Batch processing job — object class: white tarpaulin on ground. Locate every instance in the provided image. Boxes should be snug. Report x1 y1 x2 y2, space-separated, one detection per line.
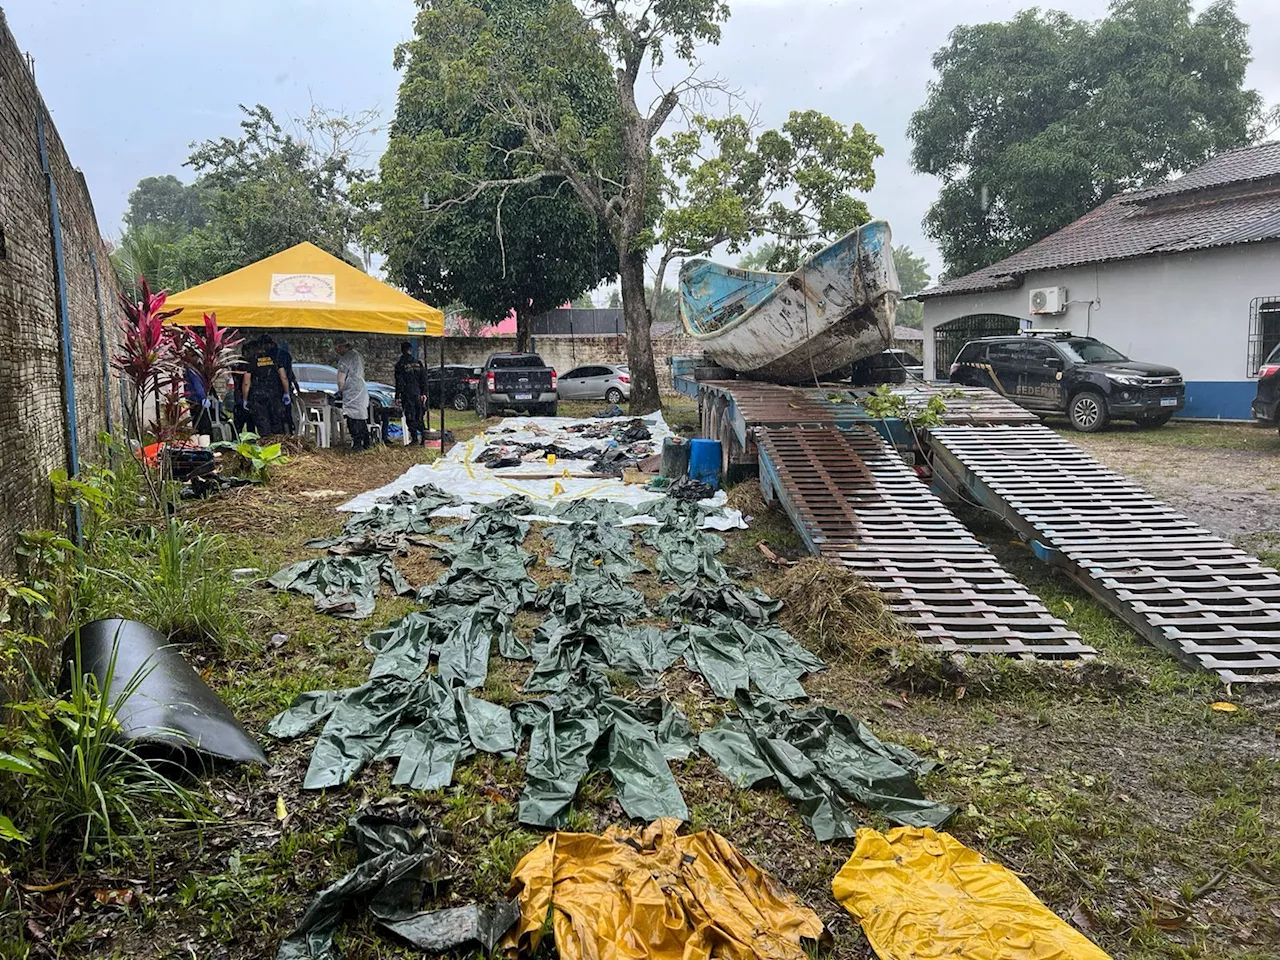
339 413 747 529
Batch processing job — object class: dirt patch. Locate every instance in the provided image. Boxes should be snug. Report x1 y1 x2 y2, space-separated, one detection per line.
1063 429 1280 542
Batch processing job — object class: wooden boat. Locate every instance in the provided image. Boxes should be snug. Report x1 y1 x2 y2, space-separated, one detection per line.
678 221 899 383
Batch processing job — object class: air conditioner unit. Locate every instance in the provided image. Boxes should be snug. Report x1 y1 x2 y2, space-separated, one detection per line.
1029 286 1068 315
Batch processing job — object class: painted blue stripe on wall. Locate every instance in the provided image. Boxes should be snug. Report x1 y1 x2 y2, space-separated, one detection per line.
1179 381 1255 420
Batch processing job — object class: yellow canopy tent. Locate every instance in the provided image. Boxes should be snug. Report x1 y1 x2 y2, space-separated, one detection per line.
166 241 444 335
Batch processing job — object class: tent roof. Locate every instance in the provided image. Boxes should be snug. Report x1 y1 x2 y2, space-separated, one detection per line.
166 242 444 336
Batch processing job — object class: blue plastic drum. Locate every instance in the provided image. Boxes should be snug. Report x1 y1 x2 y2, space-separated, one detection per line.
688 438 723 489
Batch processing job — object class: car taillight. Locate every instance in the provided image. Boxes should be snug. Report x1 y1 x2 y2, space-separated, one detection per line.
1260 364 1280 378
486 372 495 392
618 375 630 384
550 369 558 390
463 378 478 385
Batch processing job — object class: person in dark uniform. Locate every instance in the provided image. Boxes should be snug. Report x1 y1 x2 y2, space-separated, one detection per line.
394 341 428 444
242 335 290 436
274 338 300 433
228 345 254 435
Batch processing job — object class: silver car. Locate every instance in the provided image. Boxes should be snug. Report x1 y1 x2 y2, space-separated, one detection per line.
556 364 631 402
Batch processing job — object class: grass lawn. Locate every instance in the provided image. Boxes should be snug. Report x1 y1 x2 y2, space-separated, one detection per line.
8 400 1278 960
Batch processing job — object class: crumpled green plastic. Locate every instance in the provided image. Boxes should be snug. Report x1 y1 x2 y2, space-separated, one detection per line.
269 674 515 790
420 544 535 610
536 569 647 627
265 689 352 739
511 671 694 827
642 524 731 584
275 809 519 960
269 555 413 619
544 517 643 577
306 484 459 553
699 691 955 841
673 615 825 701
660 581 784 625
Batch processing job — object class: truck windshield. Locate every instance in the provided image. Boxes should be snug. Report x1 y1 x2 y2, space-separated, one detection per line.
490 355 544 368
1058 338 1128 364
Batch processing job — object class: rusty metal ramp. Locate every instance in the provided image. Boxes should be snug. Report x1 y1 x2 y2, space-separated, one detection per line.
755 425 1093 660
927 425 1280 683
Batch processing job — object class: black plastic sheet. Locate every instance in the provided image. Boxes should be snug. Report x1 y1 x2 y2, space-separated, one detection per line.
275 809 518 960
66 619 267 766
699 691 955 841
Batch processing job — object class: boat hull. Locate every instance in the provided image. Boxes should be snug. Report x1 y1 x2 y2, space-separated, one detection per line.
679 221 899 384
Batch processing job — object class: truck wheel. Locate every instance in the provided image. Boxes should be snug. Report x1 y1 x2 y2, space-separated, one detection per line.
451 392 470 411
1135 412 1173 429
605 387 624 404
1069 390 1110 433
544 402 558 417
476 393 489 419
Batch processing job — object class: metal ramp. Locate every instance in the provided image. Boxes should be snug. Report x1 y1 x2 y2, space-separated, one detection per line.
927 425 1280 683
756 425 1093 660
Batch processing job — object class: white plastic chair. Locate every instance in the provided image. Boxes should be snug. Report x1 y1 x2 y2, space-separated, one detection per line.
306 407 330 448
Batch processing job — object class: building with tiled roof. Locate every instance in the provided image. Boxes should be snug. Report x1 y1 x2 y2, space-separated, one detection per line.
916 142 1280 419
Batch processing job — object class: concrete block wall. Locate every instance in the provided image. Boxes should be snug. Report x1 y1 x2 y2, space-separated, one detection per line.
237 330 700 394
0 12 123 577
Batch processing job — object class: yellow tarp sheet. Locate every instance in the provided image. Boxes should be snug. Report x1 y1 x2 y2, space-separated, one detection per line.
165 241 444 336
504 818 825 960
832 827 1111 960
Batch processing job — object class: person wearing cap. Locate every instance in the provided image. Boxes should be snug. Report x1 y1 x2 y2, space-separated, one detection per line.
394 341 428 445
335 340 371 451
243 334 290 436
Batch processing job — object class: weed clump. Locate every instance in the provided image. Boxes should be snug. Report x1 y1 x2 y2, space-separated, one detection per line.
774 558 910 661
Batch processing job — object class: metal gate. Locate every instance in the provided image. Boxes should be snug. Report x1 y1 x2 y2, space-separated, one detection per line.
1247 297 1280 376
933 314 1021 379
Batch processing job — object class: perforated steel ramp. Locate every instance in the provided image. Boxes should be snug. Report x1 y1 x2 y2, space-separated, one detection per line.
927 425 1280 683
756 425 1093 660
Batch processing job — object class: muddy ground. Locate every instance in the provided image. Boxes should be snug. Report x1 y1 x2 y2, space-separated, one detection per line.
9 405 1280 960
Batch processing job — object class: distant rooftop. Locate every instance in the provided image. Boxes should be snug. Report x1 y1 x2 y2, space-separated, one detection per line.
919 141 1280 300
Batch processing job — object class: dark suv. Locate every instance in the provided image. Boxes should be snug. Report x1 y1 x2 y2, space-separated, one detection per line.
1251 343 1280 430
950 333 1184 432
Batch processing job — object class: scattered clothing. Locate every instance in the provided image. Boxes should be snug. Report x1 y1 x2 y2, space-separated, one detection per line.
504 819 825 960
700 691 955 841
832 827 1112 960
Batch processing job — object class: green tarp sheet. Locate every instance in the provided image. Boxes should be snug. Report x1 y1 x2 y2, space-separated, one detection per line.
699 691 955 841
269 555 413 619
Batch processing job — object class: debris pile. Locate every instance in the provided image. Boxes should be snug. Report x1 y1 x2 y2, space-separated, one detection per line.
774 557 911 661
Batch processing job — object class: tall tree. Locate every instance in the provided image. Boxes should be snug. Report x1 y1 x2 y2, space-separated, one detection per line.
650 110 882 311
174 104 375 285
893 246 931 328
123 175 210 235
910 0 1265 278
367 0 618 353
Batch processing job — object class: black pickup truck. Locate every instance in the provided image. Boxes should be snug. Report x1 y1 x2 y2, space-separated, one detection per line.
476 352 558 417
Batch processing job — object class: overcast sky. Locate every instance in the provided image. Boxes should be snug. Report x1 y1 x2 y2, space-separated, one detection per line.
6 0 1280 287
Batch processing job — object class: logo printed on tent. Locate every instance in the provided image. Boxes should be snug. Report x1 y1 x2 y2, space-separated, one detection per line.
270 273 336 303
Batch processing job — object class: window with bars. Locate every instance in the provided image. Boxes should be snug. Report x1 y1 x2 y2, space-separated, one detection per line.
1247 298 1280 377
933 314 1022 378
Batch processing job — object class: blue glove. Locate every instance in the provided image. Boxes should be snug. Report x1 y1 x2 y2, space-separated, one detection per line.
239 398 248 411
201 397 211 409
283 392 292 406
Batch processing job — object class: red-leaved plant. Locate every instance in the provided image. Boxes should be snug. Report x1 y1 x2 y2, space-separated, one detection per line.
177 311 243 406
114 277 186 509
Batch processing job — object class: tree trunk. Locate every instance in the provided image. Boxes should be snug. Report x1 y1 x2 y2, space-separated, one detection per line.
514 308 529 353
619 248 660 413
651 250 675 319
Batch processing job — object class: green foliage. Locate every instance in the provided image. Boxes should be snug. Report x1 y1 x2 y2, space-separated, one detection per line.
114 105 375 293
909 0 1265 277
652 108 882 290
209 431 288 482
79 520 249 652
861 384 955 430
893 245 931 328
367 0 619 334
3 638 208 867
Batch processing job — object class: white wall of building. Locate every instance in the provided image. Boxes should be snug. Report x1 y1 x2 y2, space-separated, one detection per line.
920 242 1280 418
